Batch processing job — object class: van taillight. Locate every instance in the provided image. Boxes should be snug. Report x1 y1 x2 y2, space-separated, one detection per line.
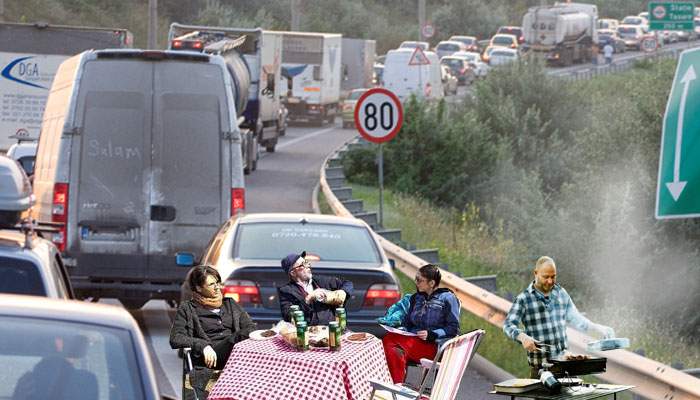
363 284 401 308
231 188 245 216
52 183 69 251
223 280 261 305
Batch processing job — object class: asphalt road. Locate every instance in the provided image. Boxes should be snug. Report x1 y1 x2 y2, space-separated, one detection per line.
133 120 499 399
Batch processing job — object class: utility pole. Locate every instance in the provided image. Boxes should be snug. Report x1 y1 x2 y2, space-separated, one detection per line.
148 0 158 49
291 0 302 31
418 0 426 41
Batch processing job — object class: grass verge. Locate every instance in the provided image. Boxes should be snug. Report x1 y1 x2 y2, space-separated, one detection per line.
351 182 700 376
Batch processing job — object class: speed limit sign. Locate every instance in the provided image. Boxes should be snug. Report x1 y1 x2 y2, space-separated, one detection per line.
354 88 403 144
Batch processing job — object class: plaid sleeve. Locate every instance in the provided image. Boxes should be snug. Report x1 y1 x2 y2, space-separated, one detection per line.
563 288 591 332
503 294 525 341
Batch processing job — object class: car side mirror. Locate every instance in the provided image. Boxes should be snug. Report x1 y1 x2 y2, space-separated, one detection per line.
389 259 396 269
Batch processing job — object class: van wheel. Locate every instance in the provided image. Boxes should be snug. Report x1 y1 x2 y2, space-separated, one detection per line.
251 136 258 172
265 138 277 153
120 299 147 310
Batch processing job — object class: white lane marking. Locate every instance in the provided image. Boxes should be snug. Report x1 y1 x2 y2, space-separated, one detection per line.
277 127 337 150
141 301 182 396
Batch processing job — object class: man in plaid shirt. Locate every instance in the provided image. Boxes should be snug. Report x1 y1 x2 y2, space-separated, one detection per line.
503 256 615 378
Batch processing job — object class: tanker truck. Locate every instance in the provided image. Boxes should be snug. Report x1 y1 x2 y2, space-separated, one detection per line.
168 24 286 173
522 2 598 66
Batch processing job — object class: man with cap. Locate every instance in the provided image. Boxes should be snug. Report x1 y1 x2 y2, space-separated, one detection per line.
278 251 353 325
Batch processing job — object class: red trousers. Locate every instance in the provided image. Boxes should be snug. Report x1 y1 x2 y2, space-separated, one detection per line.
382 332 438 383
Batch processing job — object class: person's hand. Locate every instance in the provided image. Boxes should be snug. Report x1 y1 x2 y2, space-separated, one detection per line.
591 323 615 339
416 330 429 340
305 288 327 303
203 345 217 368
517 332 541 352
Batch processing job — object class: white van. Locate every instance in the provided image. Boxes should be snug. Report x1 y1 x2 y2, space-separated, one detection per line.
383 48 443 102
32 49 246 308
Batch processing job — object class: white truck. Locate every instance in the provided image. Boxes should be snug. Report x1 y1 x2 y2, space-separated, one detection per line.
278 32 342 125
0 22 132 152
522 2 598 66
341 38 376 92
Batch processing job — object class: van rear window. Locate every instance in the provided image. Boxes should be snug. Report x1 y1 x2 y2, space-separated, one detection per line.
0 258 45 296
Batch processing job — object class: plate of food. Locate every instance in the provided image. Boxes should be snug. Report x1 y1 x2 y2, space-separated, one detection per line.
249 329 278 341
345 332 372 343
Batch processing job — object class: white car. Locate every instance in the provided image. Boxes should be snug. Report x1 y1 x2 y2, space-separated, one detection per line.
621 15 649 32
488 48 519 66
399 41 429 51
617 24 645 50
452 51 489 77
434 40 467 59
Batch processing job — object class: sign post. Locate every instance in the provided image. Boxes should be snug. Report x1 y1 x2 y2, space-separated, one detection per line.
354 88 404 226
656 48 700 218
648 2 694 31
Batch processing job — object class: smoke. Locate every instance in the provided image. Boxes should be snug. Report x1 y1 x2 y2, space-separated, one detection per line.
552 155 700 338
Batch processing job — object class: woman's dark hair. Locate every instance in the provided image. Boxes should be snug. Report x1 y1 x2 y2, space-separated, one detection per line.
188 265 221 293
419 264 441 287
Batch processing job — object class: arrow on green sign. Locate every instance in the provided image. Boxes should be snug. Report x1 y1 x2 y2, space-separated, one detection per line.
666 65 694 201
656 48 700 219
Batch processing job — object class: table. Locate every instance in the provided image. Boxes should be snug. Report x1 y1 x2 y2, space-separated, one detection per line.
208 334 392 400
490 384 634 400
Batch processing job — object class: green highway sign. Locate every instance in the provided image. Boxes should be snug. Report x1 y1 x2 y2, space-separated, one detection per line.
656 48 700 219
648 2 694 31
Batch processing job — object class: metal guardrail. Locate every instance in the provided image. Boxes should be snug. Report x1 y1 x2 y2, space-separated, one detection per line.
548 45 685 81
319 141 700 400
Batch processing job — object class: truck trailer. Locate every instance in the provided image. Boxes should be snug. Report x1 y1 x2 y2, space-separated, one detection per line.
0 22 132 151
341 38 376 93
522 2 598 66
278 31 342 125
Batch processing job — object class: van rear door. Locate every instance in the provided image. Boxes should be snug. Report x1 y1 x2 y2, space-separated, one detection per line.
71 59 152 279
149 61 230 280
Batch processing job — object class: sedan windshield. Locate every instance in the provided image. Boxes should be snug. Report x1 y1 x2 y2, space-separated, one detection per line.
0 258 45 296
492 36 514 46
234 222 381 263
437 43 459 51
0 316 145 400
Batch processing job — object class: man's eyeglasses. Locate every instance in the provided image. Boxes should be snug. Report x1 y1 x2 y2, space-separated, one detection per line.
291 260 311 272
414 276 428 284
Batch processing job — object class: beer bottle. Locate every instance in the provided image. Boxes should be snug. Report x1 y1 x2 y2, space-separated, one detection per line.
296 321 309 351
289 305 300 323
293 310 305 327
328 321 341 351
336 307 347 332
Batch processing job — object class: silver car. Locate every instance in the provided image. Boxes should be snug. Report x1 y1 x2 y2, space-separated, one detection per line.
0 294 167 399
187 213 402 335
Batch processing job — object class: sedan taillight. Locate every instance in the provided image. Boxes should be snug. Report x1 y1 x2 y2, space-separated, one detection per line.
363 283 401 308
223 280 261 305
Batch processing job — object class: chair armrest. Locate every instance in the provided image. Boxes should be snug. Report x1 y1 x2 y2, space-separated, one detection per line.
419 358 440 370
183 347 193 373
369 379 420 400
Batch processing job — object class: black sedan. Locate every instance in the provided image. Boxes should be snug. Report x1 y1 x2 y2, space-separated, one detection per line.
184 213 402 336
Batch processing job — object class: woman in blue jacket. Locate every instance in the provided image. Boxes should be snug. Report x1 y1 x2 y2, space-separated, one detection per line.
382 264 461 383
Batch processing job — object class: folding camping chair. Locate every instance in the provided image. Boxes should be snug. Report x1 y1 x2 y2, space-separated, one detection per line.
370 329 485 400
182 348 222 400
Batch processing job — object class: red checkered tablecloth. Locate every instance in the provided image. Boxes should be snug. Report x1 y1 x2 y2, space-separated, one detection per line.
208 335 391 400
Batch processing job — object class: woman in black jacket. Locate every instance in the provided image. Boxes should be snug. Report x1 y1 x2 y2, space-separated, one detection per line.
170 265 256 397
